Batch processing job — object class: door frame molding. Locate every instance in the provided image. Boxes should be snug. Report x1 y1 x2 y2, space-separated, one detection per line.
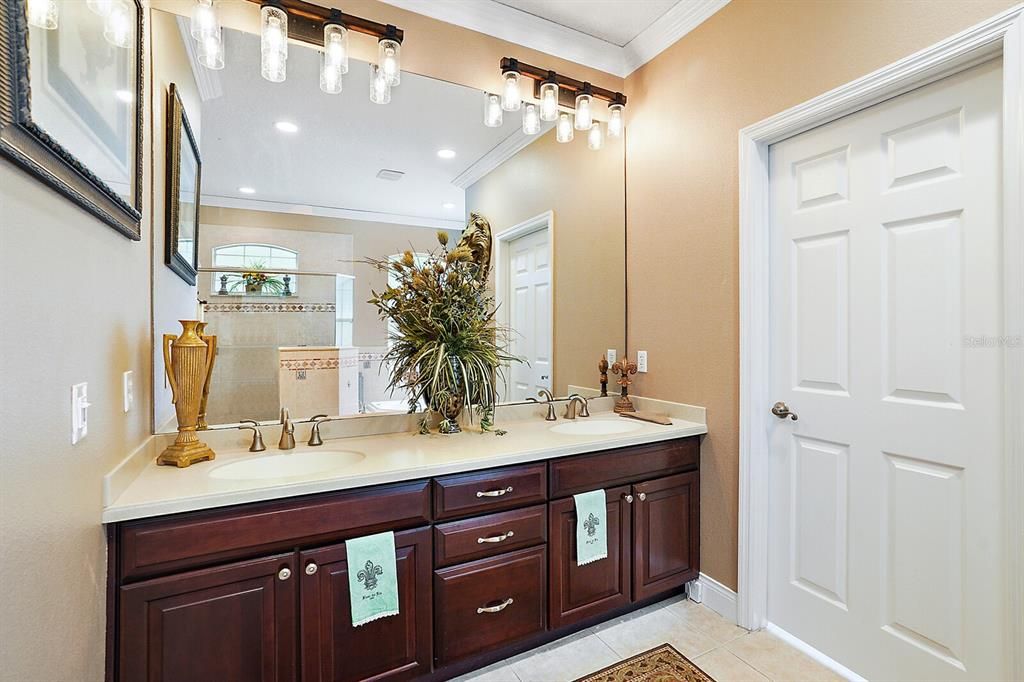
737 6 1024 678
494 210 555 400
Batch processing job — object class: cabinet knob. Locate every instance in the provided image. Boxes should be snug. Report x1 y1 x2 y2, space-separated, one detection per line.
638 492 647 502
477 597 514 614
305 563 318 576
278 567 292 581
477 530 515 544
476 486 513 498
624 494 634 503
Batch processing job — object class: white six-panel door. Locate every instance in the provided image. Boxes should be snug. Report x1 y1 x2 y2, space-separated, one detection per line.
768 60 1004 681
507 227 552 401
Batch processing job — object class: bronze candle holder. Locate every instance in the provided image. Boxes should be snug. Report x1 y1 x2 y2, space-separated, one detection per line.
611 355 638 413
599 355 609 397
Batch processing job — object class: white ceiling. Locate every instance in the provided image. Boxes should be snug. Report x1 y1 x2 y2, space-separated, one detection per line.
191 25 524 228
377 0 730 77
494 0 677 47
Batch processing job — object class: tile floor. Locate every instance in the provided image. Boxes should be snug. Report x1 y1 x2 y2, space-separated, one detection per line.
452 596 846 682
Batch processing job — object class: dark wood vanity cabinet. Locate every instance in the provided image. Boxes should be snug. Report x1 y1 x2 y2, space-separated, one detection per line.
110 437 700 682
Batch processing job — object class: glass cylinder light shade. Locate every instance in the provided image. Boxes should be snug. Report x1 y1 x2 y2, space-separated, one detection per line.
522 103 540 135
104 0 133 48
378 38 401 86
587 122 604 150
539 82 559 122
501 70 521 111
608 103 625 137
86 0 114 17
556 113 574 143
483 93 503 128
27 0 58 29
320 24 348 94
574 92 593 130
369 63 391 104
260 5 288 83
190 0 219 40
198 31 225 70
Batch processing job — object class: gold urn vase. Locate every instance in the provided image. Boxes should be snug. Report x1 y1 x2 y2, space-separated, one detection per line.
195 321 217 430
159 320 216 467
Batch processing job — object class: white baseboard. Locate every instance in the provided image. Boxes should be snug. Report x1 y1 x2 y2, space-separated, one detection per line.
692 572 739 624
766 623 867 682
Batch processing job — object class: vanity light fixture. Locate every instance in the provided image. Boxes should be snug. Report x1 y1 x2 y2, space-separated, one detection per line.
86 0 114 17
369 63 391 104
522 102 540 135
320 14 348 95
198 31 225 70
574 84 593 130
260 2 288 83
587 121 604 150
556 113 574 143
608 97 625 138
378 25 402 86
437 149 457 159
501 59 522 112
274 120 299 133
103 0 133 48
483 92 503 128
26 0 58 29
539 72 559 122
190 0 220 41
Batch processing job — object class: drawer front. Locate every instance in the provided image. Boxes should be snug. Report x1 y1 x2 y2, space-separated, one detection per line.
433 463 547 520
434 546 547 665
120 480 431 581
549 438 698 498
434 505 547 567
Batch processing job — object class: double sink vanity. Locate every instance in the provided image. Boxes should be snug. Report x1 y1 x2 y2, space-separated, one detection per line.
103 398 706 681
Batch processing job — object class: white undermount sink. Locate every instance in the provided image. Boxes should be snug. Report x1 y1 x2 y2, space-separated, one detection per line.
209 450 366 481
549 419 646 436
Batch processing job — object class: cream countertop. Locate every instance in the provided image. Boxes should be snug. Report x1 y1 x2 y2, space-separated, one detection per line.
102 395 706 524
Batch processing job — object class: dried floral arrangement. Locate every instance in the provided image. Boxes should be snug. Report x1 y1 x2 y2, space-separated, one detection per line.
365 216 520 434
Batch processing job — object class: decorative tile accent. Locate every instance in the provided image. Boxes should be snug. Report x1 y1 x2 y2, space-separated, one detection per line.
359 351 388 362
205 302 336 313
280 356 358 371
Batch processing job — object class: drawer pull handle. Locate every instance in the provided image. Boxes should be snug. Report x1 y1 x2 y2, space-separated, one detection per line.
477 530 515 544
476 486 513 498
477 597 514 614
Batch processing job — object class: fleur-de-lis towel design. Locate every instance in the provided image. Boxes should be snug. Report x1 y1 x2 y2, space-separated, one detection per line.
346 531 400 627
573 490 608 565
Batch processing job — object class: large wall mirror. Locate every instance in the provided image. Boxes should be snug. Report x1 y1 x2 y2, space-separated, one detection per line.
151 10 625 432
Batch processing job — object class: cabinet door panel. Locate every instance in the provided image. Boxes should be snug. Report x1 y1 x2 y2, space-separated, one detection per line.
119 553 297 682
633 471 699 601
300 527 432 682
548 485 632 629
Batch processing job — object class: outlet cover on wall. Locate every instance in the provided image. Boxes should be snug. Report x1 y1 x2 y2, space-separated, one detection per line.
637 351 648 373
606 349 617 365
123 371 134 413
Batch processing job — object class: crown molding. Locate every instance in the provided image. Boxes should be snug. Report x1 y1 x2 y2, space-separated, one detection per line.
176 16 223 102
452 121 554 190
376 0 728 78
200 195 465 230
621 0 731 75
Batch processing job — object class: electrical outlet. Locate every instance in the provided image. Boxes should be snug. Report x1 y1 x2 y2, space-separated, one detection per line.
637 350 648 373
71 382 90 444
123 371 134 413
606 349 617 365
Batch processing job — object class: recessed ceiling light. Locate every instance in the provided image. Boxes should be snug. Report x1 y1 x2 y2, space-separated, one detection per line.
115 89 133 103
274 121 299 133
437 149 456 159
442 202 456 209
238 186 256 194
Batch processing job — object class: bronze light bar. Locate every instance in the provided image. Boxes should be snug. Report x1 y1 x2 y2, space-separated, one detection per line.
244 0 404 48
500 57 626 107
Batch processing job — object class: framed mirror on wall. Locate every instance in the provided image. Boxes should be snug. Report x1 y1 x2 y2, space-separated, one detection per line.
0 0 144 240
165 83 201 284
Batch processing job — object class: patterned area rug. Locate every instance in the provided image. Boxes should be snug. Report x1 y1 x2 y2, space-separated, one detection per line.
576 644 716 682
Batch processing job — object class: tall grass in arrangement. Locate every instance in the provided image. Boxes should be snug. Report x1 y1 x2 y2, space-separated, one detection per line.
365 229 521 434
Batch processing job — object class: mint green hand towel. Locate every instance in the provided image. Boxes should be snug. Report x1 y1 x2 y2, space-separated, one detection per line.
574 489 608 565
346 531 400 627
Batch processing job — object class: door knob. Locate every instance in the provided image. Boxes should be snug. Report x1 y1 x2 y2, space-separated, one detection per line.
771 401 798 421
278 567 292 581
305 563 318 575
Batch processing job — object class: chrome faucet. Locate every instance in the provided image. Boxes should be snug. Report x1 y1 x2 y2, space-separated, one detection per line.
278 407 295 450
564 395 590 420
536 389 557 421
238 419 266 452
307 414 330 446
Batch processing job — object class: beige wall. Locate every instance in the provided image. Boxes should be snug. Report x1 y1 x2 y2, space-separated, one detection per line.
623 0 1016 591
467 128 626 396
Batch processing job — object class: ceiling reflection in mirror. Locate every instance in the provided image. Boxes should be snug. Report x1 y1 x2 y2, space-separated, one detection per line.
152 12 625 433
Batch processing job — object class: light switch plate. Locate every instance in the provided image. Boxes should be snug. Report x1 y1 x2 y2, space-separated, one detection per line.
71 382 89 444
123 371 134 413
637 351 648 373
606 349 617 365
